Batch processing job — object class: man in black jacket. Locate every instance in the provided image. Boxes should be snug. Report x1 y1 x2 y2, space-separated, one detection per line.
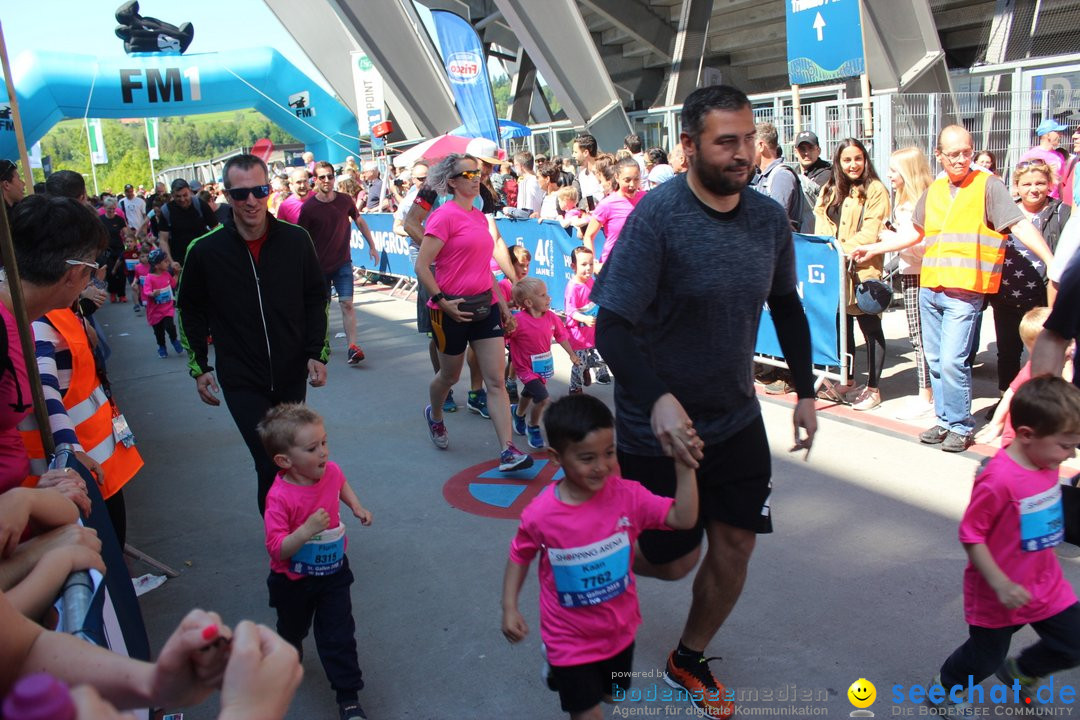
177 154 330 514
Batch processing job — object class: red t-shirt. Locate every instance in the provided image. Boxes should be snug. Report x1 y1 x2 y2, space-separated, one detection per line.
298 193 358 275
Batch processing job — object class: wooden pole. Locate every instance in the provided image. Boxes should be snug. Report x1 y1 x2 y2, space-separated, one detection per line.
860 73 873 138
0 22 54 457
0 21 33 196
792 84 803 134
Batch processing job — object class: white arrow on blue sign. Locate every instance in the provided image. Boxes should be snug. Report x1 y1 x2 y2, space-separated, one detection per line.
786 0 866 85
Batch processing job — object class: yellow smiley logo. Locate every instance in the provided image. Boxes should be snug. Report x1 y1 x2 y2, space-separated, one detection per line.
848 678 876 709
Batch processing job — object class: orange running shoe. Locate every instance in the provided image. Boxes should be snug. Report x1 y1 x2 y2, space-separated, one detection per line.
664 651 736 718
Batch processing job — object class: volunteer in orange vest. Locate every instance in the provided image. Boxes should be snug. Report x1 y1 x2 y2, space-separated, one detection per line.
20 305 143 544
851 126 1053 452
1 195 109 515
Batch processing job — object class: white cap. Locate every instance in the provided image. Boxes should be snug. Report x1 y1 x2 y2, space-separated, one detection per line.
465 137 504 164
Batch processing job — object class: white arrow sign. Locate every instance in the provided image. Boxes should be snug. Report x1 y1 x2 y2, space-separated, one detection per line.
813 11 826 41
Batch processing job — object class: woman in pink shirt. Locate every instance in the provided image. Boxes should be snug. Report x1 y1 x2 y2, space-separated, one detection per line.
414 153 533 473
583 157 645 265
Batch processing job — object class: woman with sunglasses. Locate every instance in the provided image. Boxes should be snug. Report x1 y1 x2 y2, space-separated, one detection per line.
812 138 891 411
988 159 1071 395
415 153 533 472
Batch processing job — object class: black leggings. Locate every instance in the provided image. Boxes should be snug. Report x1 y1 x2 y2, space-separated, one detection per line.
222 382 307 515
152 316 177 347
846 313 886 388
991 297 1045 392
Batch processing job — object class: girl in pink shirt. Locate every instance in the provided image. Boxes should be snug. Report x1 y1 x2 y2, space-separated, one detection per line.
507 277 581 449
583 157 645 265
501 394 700 720
931 377 1080 710
564 247 610 394
141 249 182 358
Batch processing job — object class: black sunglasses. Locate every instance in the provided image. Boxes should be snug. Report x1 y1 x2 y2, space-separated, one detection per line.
316 173 335 181
226 185 271 201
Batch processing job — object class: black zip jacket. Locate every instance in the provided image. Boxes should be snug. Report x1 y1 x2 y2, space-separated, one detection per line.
176 215 329 392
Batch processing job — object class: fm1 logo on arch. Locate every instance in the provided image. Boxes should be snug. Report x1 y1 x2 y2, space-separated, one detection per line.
120 67 202 103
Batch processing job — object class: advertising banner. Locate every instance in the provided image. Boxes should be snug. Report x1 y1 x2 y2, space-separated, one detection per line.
430 10 500 144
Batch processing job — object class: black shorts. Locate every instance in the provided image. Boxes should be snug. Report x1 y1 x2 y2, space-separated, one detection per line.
429 304 503 356
620 415 772 565
551 641 634 714
521 378 549 402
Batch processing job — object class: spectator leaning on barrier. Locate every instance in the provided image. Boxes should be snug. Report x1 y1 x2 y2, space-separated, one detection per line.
852 125 1054 453
176 153 330 516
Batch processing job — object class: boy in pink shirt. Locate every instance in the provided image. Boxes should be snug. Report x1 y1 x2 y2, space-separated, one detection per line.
258 403 373 720
930 376 1080 712
501 394 701 720
508 277 581 449
141 249 182 359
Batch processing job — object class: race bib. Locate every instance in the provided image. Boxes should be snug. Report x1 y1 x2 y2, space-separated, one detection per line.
154 287 173 304
531 351 554 379
1019 485 1064 552
289 524 346 576
548 532 631 608
579 302 599 317
125 259 138 271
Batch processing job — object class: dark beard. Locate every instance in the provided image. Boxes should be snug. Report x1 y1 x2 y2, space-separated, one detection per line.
690 154 751 197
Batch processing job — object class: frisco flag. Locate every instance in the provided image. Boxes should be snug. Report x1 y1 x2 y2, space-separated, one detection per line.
145 118 159 160
87 118 108 165
430 10 500 144
350 52 384 137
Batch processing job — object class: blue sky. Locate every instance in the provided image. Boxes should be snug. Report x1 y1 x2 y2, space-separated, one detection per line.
2 0 334 93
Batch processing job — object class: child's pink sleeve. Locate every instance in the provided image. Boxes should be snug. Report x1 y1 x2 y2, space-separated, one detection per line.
551 312 568 343
263 495 292 562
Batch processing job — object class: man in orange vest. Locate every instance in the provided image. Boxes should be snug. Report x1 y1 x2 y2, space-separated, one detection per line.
856 126 1053 452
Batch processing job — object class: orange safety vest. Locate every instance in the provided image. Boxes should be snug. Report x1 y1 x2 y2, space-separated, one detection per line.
920 171 1007 294
19 309 142 497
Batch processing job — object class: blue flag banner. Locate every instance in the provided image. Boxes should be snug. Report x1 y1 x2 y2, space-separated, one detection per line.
430 10 501 144
352 218 841 369
351 216 605 313
755 233 843 367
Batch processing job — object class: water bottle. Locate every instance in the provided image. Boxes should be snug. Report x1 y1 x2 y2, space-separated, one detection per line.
2 673 76 720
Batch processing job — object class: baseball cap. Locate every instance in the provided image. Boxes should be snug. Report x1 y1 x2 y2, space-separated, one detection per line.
466 137 506 165
170 178 190 192
148 249 167 266
124 183 134 190
1036 119 1068 136
795 131 819 147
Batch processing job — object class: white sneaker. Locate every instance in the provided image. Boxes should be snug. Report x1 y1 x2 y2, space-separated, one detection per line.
895 397 935 421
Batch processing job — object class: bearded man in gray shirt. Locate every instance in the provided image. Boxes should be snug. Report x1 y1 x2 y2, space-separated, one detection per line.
593 84 817 719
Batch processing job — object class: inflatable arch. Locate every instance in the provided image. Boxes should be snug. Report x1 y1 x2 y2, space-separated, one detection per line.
0 47 359 163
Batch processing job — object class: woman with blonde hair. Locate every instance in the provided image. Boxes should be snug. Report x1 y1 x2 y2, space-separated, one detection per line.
881 146 934 419
813 137 891 410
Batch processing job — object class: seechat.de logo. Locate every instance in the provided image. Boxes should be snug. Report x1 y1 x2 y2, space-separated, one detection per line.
446 51 482 84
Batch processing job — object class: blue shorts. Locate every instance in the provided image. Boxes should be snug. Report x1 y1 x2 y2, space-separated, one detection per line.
326 263 354 301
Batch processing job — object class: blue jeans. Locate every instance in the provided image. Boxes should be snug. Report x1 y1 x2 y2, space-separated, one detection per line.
919 287 983 435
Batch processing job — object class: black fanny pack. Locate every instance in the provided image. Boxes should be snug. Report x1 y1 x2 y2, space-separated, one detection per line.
448 291 493 320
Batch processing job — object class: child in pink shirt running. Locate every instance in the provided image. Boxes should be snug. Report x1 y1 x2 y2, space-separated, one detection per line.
507 277 581 449
564 247 610 394
929 376 1080 712
583 157 645 265
141 249 182 358
501 394 699 720
257 403 373 720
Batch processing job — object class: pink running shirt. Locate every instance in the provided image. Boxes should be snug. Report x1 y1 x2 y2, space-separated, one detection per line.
424 201 495 306
563 278 596 351
508 309 568 384
959 450 1077 628
593 191 645 263
264 461 349 580
509 476 673 666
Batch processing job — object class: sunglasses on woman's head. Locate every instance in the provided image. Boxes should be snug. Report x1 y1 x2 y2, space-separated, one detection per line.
226 185 271 201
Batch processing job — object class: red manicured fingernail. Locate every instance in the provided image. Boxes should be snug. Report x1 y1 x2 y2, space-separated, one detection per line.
201 625 218 641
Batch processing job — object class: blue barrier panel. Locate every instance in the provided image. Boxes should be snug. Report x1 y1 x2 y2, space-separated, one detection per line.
755 233 843 367
351 214 605 313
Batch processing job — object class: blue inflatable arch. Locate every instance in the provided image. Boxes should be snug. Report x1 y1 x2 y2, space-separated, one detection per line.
0 48 358 163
